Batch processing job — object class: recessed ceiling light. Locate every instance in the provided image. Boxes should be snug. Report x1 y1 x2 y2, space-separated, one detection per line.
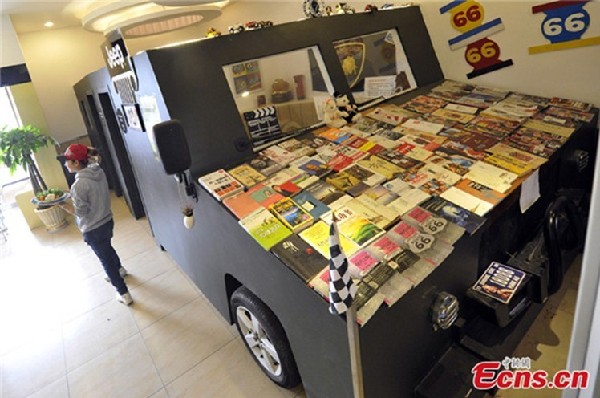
44 21 55 28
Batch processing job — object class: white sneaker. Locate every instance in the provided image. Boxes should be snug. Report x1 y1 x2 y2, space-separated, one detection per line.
104 267 128 282
117 292 133 306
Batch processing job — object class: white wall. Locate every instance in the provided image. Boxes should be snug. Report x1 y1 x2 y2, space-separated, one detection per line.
16 27 107 143
1 15 24 66
418 0 600 106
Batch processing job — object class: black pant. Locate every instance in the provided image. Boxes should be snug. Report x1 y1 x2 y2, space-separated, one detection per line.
83 219 128 295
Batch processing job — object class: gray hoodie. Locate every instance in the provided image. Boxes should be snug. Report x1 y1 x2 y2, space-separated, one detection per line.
71 164 112 233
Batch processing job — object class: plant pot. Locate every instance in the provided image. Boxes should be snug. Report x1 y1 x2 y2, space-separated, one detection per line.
34 205 68 233
183 215 195 229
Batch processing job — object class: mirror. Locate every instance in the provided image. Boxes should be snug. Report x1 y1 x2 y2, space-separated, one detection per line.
222 46 334 148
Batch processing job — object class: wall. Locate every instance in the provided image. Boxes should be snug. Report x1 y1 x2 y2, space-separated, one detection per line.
16 26 106 144
1 15 24 66
418 0 600 106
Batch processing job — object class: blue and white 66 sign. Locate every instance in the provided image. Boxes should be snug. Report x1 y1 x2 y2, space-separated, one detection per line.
541 3 590 43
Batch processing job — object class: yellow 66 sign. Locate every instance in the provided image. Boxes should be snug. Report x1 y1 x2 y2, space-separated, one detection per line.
450 1 485 33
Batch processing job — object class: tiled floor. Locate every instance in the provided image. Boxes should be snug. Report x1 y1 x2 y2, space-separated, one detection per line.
0 194 579 398
0 195 305 398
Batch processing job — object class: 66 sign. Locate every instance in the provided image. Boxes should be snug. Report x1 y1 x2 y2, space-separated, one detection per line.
450 0 485 33
541 4 590 43
465 38 500 69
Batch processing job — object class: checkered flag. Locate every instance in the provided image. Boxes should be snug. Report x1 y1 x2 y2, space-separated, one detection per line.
329 217 357 315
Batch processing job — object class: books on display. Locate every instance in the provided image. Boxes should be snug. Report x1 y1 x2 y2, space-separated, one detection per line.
198 169 244 201
239 208 292 250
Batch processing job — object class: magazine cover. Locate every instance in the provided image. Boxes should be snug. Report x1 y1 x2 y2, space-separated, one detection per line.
472 262 527 304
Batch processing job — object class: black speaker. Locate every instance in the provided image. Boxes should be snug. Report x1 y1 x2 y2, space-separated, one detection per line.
153 120 191 175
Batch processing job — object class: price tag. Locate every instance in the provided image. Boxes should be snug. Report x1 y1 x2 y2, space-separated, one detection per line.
450 1 485 33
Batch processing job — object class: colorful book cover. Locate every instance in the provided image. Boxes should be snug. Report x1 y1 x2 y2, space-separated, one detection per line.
358 156 403 180
326 170 363 192
455 179 507 207
506 127 566 158
247 183 285 208
293 191 330 219
549 97 593 112
338 215 385 247
336 145 370 162
401 118 444 134
270 235 328 282
249 154 284 176
437 139 487 161
464 115 520 138
420 196 486 235
543 106 594 124
485 143 547 176
431 108 476 124
344 198 394 229
298 159 332 177
359 185 399 205
269 197 314 232
349 249 381 278
472 262 527 304
378 149 423 170
327 153 354 172
227 163 266 188
299 220 359 259
367 235 402 261
343 135 369 149
239 208 292 250
523 119 576 138
463 161 518 193
198 169 244 201
260 145 297 166
441 187 493 217
317 127 351 144
426 154 473 176
343 164 386 187
223 192 262 219
277 138 316 157
304 180 344 204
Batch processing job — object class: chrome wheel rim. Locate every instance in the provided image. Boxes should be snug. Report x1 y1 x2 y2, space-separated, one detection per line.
236 306 282 377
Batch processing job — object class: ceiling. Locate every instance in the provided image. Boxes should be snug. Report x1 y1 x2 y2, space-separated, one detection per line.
2 1 230 35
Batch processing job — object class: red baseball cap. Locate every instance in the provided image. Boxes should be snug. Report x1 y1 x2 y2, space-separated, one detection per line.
64 144 88 161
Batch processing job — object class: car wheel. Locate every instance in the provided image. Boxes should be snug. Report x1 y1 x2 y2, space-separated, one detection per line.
230 286 301 388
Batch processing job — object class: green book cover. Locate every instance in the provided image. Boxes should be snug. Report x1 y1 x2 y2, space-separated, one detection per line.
239 208 292 250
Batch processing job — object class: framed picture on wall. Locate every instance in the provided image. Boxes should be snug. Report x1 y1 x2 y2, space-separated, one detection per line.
123 103 145 132
232 60 262 94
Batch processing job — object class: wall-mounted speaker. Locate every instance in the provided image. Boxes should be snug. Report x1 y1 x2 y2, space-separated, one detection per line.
153 119 191 175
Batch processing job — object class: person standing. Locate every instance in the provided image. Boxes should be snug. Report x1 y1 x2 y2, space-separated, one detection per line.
59 144 133 305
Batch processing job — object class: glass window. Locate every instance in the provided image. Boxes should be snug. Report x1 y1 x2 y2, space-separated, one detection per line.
222 46 334 148
0 87 22 129
333 29 417 105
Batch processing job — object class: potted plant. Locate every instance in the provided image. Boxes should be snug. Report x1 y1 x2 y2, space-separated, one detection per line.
182 205 195 229
0 125 68 231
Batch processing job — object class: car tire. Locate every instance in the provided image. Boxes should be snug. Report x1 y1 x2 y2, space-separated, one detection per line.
230 286 301 388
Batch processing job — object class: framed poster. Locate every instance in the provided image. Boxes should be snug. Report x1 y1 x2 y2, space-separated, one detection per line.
232 60 262 94
123 103 145 132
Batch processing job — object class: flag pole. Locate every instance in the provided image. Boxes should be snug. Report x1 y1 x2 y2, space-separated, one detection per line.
346 305 364 398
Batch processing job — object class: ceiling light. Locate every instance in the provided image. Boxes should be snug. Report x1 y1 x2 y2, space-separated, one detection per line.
78 1 230 37
44 21 55 28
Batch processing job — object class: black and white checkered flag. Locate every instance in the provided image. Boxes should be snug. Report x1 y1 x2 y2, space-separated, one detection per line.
329 219 357 315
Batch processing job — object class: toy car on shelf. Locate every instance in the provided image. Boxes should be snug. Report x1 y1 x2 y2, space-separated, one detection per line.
245 21 274 30
335 2 355 14
206 27 221 38
228 24 245 34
